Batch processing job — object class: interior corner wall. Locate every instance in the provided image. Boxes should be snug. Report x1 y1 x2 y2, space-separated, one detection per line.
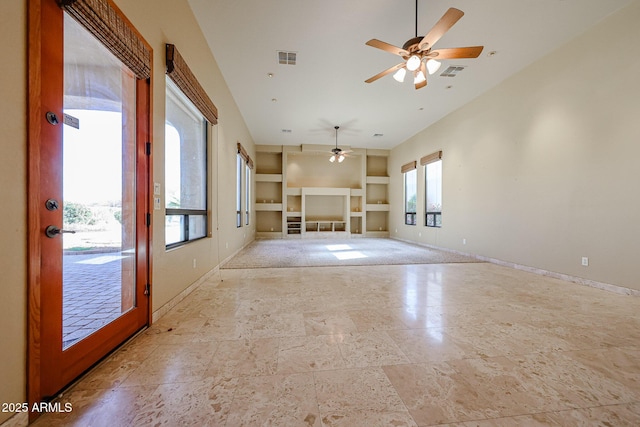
389 0 640 291
0 1 27 424
113 0 256 312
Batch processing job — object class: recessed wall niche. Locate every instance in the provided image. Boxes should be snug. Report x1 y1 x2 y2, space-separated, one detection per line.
255 145 389 238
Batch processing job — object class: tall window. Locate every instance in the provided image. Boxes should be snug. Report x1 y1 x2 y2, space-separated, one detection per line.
236 153 243 227
245 165 251 225
402 161 417 225
165 78 208 247
164 44 217 248
422 151 443 227
236 142 253 228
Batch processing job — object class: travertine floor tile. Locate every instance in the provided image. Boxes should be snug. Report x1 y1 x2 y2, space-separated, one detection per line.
384 362 492 425
277 335 346 373
303 310 358 336
29 254 640 426
315 367 417 426
205 338 279 379
226 373 321 426
338 331 410 367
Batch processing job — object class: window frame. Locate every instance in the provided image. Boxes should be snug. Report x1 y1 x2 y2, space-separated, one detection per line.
422 151 443 228
164 77 210 249
236 153 243 228
402 161 417 226
245 164 251 226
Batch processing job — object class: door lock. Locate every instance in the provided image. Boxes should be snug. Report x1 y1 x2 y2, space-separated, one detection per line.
45 199 60 211
45 225 76 238
46 112 59 125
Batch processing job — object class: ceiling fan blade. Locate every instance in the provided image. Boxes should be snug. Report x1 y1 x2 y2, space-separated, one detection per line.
365 63 405 83
428 46 484 59
418 8 464 51
415 62 427 90
365 39 410 57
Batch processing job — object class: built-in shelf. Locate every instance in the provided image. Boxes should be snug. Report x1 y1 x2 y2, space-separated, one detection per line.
255 203 283 211
365 176 390 185
256 173 283 182
366 203 390 211
255 145 389 238
287 215 302 235
305 221 347 233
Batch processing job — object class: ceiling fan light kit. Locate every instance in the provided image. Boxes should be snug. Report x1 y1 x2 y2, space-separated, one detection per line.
393 68 407 82
329 126 351 163
365 2 483 90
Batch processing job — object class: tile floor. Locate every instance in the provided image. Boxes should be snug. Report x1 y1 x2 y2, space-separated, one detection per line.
33 262 640 426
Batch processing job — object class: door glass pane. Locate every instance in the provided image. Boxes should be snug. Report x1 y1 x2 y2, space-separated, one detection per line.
62 14 136 349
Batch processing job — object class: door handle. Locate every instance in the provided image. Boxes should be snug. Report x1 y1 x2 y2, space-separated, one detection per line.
45 225 76 238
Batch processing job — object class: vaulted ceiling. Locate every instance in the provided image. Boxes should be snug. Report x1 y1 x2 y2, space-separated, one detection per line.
188 0 632 150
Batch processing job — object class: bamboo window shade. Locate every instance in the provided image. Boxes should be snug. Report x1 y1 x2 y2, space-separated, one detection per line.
400 160 417 174
420 151 443 166
166 44 218 125
237 143 254 169
58 0 152 80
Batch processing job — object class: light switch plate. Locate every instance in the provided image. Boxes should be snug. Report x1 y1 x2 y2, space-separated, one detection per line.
154 182 161 195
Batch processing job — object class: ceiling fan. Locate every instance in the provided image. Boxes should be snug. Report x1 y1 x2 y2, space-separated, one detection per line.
329 126 352 163
365 1 484 90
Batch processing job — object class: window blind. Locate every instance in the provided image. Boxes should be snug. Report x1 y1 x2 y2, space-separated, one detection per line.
166 44 218 125
58 0 151 80
237 142 254 169
400 160 417 174
420 151 442 166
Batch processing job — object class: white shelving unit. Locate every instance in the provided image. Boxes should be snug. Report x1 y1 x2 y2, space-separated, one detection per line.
255 145 389 238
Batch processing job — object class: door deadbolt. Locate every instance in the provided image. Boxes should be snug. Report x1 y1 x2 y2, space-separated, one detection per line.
45 199 60 211
46 112 59 125
45 225 76 238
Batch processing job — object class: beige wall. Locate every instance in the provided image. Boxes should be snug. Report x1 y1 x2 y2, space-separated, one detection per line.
0 1 254 422
113 0 256 311
0 1 27 423
390 0 640 291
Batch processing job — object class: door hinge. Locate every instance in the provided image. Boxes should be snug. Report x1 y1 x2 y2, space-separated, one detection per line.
144 283 150 296
146 213 151 227
145 142 151 156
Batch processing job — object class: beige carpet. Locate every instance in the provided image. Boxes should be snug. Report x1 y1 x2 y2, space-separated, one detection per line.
222 238 481 269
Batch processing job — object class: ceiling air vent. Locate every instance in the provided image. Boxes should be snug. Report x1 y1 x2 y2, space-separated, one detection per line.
440 66 465 77
277 51 297 65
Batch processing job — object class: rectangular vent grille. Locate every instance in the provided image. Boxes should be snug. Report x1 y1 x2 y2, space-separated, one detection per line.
440 66 465 77
278 51 297 65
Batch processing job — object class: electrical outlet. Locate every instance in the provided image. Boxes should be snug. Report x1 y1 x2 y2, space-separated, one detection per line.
581 257 589 266
463 238 466 245
192 259 197 268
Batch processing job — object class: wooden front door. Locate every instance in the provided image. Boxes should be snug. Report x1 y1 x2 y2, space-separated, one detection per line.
28 0 151 409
